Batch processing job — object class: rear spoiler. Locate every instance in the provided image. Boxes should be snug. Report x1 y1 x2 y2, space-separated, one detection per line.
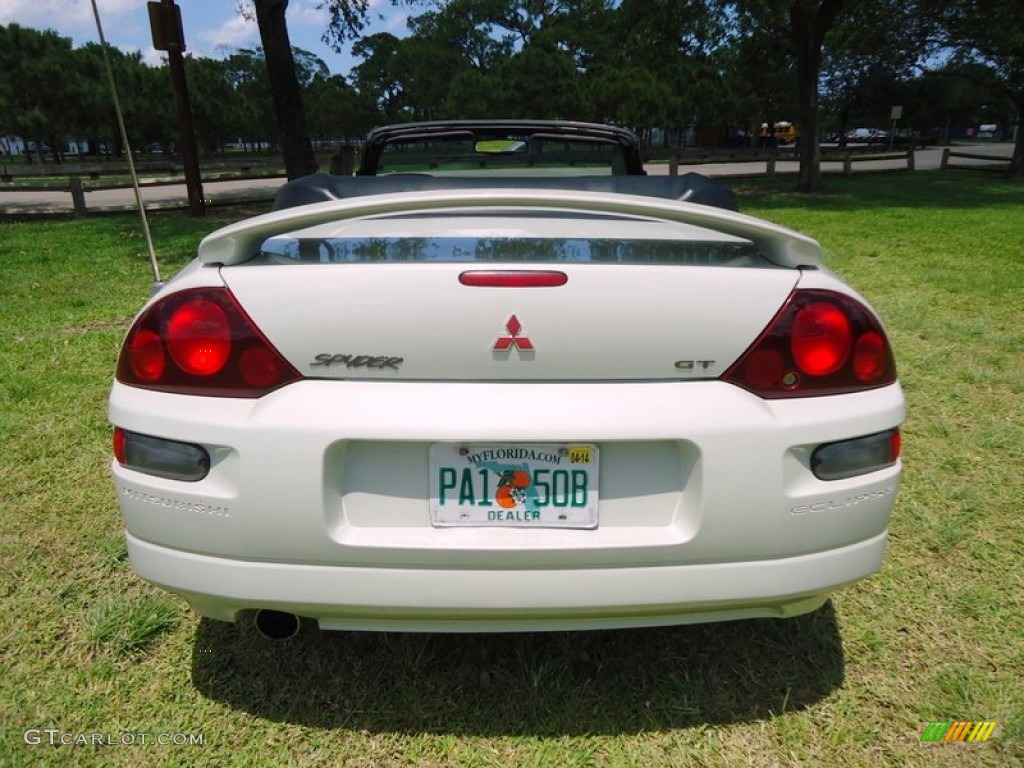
198 188 822 269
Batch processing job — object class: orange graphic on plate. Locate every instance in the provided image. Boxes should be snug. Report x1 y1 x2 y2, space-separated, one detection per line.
496 470 530 508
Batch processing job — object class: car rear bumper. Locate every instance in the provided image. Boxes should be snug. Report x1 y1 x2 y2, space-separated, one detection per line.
110 380 904 566
126 530 887 632
112 379 903 631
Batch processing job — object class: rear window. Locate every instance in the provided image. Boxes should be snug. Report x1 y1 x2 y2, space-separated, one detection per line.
259 236 761 267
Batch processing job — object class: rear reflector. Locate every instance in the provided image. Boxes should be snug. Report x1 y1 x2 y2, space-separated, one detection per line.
811 429 901 480
113 428 210 482
459 270 568 287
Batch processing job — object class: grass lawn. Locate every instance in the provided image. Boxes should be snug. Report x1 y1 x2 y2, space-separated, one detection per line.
1 171 1021 767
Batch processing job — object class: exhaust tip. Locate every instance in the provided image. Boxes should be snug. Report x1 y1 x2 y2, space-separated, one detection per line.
254 610 301 640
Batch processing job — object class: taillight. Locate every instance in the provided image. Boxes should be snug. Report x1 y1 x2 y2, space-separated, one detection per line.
723 289 896 398
116 287 301 397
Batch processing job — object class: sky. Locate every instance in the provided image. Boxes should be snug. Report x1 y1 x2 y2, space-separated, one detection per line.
0 0 409 75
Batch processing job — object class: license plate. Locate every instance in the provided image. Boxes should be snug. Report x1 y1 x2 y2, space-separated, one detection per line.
429 443 599 528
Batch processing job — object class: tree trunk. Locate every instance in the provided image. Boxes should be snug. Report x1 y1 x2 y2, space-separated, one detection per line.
1009 94 1024 177
838 108 849 147
1010 130 1024 177
253 0 318 180
790 0 845 193
795 67 821 191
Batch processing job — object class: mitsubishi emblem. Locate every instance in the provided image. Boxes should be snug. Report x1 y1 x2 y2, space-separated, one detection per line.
494 315 534 352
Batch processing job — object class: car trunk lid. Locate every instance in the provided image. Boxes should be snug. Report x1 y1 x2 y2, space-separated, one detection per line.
219 213 802 382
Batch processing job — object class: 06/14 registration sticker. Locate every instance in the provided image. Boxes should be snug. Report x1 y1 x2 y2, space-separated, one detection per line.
428 443 599 528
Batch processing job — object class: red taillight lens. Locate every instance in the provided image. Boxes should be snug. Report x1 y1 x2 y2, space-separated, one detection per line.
791 301 851 376
167 299 231 376
853 330 887 382
889 428 902 461
239 347 285 389
113 427 127 464
129 328 165 382
723 289 897 398
116 287 301 397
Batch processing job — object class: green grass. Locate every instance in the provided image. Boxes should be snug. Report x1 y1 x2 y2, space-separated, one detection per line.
1 173 1022 766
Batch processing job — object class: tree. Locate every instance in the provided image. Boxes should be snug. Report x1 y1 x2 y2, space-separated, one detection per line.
924 0 1024 175
407 1 511 73
351 33 410 121
489 42 586 119
306 73 377 143
908 63 1010 144
223 48 278 151
717 21 797 141
594 0 729 139
240 1 370 177
187 56 237 152
783 1 845 191
247 0 318 177
0 24 79 163
724 1 941 190
819 3 937 143
720 2 841 188
399 6 510 120
74 43 171 156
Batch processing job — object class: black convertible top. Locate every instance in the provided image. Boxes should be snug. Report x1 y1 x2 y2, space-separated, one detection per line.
271 174 739 213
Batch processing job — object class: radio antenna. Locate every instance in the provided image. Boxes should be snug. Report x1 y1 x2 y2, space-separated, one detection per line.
89 0 164 293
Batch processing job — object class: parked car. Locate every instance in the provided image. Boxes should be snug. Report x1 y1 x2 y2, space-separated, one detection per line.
976 124 1000 140
110 120 904 636
845 128 890 145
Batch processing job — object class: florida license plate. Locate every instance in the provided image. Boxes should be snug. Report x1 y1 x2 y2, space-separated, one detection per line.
429 443 599 528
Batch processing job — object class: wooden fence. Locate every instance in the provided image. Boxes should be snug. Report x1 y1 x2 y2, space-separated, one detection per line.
663 149 915 176
940 148 1013 171
0 170 284 217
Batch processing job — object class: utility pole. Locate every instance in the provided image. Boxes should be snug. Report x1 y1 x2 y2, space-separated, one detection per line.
148 0 204 216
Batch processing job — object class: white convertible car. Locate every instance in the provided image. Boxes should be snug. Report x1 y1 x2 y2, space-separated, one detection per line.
110 122 903 637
